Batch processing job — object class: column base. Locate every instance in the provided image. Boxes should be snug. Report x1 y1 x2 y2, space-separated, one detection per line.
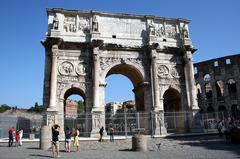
189 110 204 133
152 111 167 136
90 111 105 138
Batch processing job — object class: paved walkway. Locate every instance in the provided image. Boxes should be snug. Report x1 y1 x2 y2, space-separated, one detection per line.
0 135 239 159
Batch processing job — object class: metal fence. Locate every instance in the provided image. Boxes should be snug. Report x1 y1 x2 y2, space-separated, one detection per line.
1 110 239 139
64 110 240 137
0 114 42 138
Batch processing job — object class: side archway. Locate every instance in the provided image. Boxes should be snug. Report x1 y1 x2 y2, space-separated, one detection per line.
163 88 183 133
63 87 88 136
163 88 181 112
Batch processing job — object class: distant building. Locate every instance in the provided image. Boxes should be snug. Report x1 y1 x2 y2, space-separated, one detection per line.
194 54 240 119
65 99 78 118
123 100 136 110
105 102 123 115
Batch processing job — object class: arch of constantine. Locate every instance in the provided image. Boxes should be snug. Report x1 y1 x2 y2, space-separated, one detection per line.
41 8 199 137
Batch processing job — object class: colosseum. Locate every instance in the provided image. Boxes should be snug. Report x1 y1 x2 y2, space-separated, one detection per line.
194 54 240 119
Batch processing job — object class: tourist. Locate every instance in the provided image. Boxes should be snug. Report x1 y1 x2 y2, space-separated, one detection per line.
52 124 60 158
73 128 80 151
19 128 23 146
15 130 20 147
99 126 104 142
109 125 114 142
8 127 14 147
217 121 223 137
65 127 72 152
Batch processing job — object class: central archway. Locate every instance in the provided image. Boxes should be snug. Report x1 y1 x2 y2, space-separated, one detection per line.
103 63 149 135
106 63 145 111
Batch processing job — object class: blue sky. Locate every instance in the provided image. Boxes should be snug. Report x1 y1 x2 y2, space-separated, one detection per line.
0 0 239 108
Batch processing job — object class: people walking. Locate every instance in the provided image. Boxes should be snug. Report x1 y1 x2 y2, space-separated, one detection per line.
73 128 80 151
65 127 72 152
52 124 60 158
19 128 23 146
8 127 14 147
15 131 20 147
217 121 223 137
99 126 104 142
109 125 114 142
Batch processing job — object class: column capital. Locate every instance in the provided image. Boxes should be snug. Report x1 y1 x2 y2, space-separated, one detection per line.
51 44 59 56
183 50 193 62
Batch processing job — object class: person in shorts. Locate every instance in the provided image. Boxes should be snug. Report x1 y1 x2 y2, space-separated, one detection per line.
52 124 60 158
65 127 72 152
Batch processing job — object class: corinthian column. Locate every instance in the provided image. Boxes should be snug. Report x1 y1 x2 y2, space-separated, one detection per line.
92 47 100 111
48 45 58 111
184 50 199 110
151 50 161 111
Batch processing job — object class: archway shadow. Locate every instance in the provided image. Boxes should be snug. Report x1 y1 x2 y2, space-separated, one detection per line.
29 154 52 158
166 135 240 156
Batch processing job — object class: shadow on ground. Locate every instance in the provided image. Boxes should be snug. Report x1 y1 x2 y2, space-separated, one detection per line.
166 134 240 156
29 154 52 158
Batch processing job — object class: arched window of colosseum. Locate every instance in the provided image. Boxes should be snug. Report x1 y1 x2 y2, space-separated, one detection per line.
203 74 211 81
227 79 237 98
194 67 198 74
196 83 202 98
226 58 231 65
214 61 219 67
231 104 239 118
218 105 226 112
231 104 238 111
216 80 224 97
205 83 212 99
207 106 214 113
199 109 204 113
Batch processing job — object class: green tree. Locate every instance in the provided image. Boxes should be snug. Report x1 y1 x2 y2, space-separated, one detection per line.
27 102 44 113
77 100 84 113
0 104 11 113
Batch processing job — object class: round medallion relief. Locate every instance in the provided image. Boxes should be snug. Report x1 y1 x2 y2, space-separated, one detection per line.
76 62 89 75
58 61 74 75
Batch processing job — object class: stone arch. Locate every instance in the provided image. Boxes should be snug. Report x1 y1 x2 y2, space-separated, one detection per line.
203 73 211 81
163 88 181 112
62 86 88 136
216 80 224 97
231 104 239 119
63 87 86 114
204 82 212 99
231 104 238 111
218 105 226 112
207 106 214 113
196 83 202 98
60 84 86 101
227 78 237 98
101 61 145 86
103 63 145 111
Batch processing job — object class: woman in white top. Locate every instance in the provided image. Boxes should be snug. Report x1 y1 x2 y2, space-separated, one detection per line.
19 128 23 146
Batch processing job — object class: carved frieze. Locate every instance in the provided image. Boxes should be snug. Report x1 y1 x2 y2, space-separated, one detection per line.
149 21 165 37
78 17 90 34
58 61 74 75
92 15 99 32
57 75 79 83
64 16 77 32
100 57 143 71
157 65 169 76
165 24 177 39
